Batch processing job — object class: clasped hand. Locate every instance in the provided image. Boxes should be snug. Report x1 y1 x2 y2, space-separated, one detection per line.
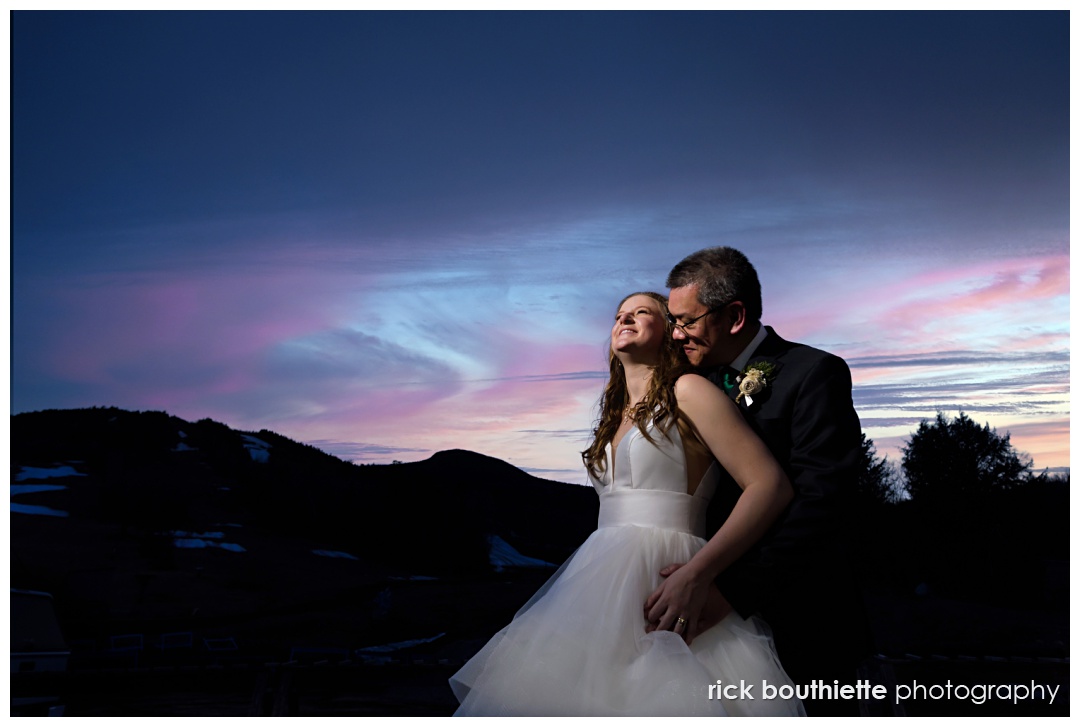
643 562 733 645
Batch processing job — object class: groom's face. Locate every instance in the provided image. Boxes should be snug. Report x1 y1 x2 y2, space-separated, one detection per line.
668 284 729 368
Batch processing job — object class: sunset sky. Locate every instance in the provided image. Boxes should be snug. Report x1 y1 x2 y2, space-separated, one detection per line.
11 11 1069 484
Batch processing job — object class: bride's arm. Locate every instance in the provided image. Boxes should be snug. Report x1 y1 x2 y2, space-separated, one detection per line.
643 373 793 638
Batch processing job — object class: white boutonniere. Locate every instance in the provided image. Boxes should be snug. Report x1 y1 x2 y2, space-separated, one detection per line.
736 362 776 407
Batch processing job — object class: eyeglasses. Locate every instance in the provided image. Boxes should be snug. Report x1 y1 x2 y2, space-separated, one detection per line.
666 308 719 334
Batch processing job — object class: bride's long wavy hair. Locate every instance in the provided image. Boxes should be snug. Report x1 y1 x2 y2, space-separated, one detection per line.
581 291 702 480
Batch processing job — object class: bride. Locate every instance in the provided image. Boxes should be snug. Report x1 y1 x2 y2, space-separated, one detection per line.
449 292 805 716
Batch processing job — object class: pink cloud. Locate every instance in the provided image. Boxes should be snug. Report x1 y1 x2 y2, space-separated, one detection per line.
998 418 1071 471
266 371 604 482
36 267 361 408
869 255 1067 339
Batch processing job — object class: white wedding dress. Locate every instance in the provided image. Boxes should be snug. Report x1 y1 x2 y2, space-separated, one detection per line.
449 420 805 716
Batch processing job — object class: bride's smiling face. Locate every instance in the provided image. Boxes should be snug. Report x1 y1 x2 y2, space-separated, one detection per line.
611 295 666 361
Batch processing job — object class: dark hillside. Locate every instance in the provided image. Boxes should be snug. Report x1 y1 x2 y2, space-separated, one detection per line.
11 406 596 706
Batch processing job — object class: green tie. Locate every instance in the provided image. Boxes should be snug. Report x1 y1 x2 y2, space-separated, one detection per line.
721 369 738 392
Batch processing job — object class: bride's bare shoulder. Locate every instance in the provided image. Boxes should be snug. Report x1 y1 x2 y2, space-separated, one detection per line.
675 373 733 414
674 372 716 394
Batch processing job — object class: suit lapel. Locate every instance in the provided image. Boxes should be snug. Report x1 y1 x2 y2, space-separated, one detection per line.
745 328 787 369
707 328 790 407
735 327 788 410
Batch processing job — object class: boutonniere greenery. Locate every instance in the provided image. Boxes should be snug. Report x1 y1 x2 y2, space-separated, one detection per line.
736 361 776 406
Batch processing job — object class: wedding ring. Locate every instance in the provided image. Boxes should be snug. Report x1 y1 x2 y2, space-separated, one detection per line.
675 617 687 629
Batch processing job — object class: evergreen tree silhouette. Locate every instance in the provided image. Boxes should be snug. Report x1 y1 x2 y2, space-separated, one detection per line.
901 412 1033 507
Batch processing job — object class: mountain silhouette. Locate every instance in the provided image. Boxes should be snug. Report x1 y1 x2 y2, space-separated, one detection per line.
10 407 598 661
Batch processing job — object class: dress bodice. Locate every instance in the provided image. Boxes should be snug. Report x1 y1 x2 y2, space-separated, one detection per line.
589 420 719 537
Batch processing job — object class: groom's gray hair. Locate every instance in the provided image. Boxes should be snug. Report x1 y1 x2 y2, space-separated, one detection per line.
666 246 763 322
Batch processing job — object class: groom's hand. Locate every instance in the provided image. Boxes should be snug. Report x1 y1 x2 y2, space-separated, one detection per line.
691 579 734 642
644 563 733 645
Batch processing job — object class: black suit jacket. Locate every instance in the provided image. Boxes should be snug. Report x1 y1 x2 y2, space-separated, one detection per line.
705 327 867 676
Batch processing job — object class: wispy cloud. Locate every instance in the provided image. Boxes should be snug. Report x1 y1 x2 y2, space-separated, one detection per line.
848 350 1069 369
516 428 595 440
306 440 430 462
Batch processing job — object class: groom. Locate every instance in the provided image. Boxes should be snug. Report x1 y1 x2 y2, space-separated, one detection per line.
646 246 868 716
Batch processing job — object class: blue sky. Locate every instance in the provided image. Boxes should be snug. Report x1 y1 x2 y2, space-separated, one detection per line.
11 10 1069 482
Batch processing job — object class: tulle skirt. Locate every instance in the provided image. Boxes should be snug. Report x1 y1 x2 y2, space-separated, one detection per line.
450 524 805 716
